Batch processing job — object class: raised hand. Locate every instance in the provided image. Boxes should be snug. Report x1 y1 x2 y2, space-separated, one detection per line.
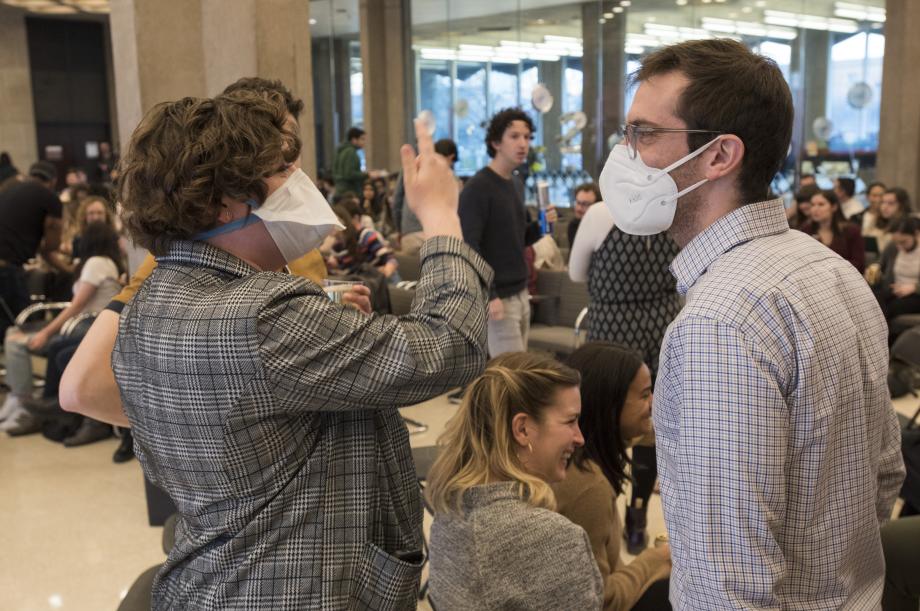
400 118 462 240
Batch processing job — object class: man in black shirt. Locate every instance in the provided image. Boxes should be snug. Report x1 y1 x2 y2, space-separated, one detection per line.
459 108 555 356
0 161 65 338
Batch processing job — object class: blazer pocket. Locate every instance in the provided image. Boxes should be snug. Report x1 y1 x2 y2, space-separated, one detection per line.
349 541 423 611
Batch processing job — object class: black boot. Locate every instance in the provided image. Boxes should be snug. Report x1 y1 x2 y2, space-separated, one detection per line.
624 502 649 555
63 418 112 447
113 428 135 463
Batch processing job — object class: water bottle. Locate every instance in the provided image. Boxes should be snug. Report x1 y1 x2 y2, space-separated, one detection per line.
537 180 552 236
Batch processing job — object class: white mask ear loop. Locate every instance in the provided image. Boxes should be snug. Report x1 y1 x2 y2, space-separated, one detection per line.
646 135 723 183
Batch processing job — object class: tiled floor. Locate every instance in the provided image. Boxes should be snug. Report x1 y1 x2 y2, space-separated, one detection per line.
1 391 915 610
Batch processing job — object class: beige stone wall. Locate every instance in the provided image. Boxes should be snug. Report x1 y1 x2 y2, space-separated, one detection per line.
0 5 37 170
877 0 920 202
360 0 410 173
109 0 315 175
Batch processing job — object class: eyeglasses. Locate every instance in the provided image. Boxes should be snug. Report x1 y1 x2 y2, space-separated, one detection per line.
618 124 723 160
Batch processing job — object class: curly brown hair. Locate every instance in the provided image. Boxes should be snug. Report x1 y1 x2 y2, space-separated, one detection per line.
116 91 300 255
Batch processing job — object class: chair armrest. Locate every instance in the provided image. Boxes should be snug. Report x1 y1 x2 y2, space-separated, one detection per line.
15 302 70 328
61 311 98 338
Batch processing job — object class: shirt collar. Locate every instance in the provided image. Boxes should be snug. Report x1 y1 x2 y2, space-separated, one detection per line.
670 197 789 295
156 239 259 279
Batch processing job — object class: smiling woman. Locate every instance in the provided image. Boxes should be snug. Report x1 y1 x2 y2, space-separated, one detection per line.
426 352 604 610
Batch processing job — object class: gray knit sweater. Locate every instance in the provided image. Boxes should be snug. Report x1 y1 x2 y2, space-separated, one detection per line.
429 482 604 610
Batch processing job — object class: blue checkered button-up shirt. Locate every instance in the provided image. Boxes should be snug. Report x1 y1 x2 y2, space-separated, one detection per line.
654 198 905 610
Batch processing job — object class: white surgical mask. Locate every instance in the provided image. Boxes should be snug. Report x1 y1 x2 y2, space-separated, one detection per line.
599 137 720 235
195 168 344 263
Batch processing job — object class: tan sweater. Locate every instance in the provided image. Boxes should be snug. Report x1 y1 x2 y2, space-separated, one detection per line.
553 460 670 611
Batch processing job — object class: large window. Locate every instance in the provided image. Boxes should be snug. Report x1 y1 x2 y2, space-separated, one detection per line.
826 31 884 153
418 60 452 142
489 63 519 115
455 63 489 177
561 56 584 170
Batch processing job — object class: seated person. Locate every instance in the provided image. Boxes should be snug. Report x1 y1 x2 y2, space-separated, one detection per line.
868 217 920 332
559 342 672 611
328 199 400 283
426 352 604 610
787 183 819 230
0 221 124 435
67 195 121 261
799 189 865 273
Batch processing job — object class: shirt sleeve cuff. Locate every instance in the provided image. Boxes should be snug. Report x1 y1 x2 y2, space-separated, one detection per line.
419 235 494 289
105 300 126 314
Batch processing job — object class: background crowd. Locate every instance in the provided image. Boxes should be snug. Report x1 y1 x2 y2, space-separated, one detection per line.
1 40 919 611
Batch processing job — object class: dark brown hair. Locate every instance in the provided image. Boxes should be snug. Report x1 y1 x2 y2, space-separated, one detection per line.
566 342 643 495
75 220 125 278
634 39 793 205
221 77 304 119
486 107 535 158
573 182 601 202
812 189 849 237
117 91 300 255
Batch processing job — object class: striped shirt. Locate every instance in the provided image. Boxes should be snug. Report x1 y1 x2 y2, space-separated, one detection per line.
654 198 905 610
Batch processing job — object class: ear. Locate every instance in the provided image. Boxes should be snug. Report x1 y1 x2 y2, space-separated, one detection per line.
510 412 531 449
703 135 744 182
217 197 237 223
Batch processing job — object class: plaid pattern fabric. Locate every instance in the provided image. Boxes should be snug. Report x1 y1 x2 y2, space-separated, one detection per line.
112 236 491 610
655 198 905 610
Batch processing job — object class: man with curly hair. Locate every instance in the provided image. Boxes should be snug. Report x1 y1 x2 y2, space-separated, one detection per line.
458 107 555 357
85 89 490 609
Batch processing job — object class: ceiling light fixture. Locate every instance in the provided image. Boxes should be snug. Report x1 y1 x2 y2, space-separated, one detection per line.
764 9 859 33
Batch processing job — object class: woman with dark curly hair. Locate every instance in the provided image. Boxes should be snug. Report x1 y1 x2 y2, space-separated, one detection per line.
109 90 490 610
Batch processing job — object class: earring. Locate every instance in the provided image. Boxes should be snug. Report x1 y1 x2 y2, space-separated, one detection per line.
527 442 534 454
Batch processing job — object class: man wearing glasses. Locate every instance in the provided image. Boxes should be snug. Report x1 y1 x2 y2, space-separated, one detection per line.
598 39 904 609
566 182 601 248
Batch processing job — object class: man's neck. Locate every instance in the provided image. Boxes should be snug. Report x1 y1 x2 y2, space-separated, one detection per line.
667 184 744 249
488 157 515 180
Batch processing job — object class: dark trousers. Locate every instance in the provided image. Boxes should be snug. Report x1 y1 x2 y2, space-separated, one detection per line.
631 444 658 506
42 336 82 398
881 516 920 611
0 264 29 340
631 578 672 611
883 294 920 320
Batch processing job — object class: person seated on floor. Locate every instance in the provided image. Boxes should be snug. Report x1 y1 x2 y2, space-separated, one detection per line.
867 217 920 336
799 189 865 273
558 342 672 611
0 221 124 438
426 351 604 611
327 199 400 284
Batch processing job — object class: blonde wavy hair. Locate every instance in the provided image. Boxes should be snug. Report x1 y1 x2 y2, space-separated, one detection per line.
76 196 116 234
426 352 580 515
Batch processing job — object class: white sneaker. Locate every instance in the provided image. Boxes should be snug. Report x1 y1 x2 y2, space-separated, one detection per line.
0 396 24 423
0 405 28 431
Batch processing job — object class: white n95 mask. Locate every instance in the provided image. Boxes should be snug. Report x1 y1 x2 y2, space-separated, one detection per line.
599 137 720 236
195 168 344 263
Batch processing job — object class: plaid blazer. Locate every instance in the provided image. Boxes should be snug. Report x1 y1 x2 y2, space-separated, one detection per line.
112 236 491 610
